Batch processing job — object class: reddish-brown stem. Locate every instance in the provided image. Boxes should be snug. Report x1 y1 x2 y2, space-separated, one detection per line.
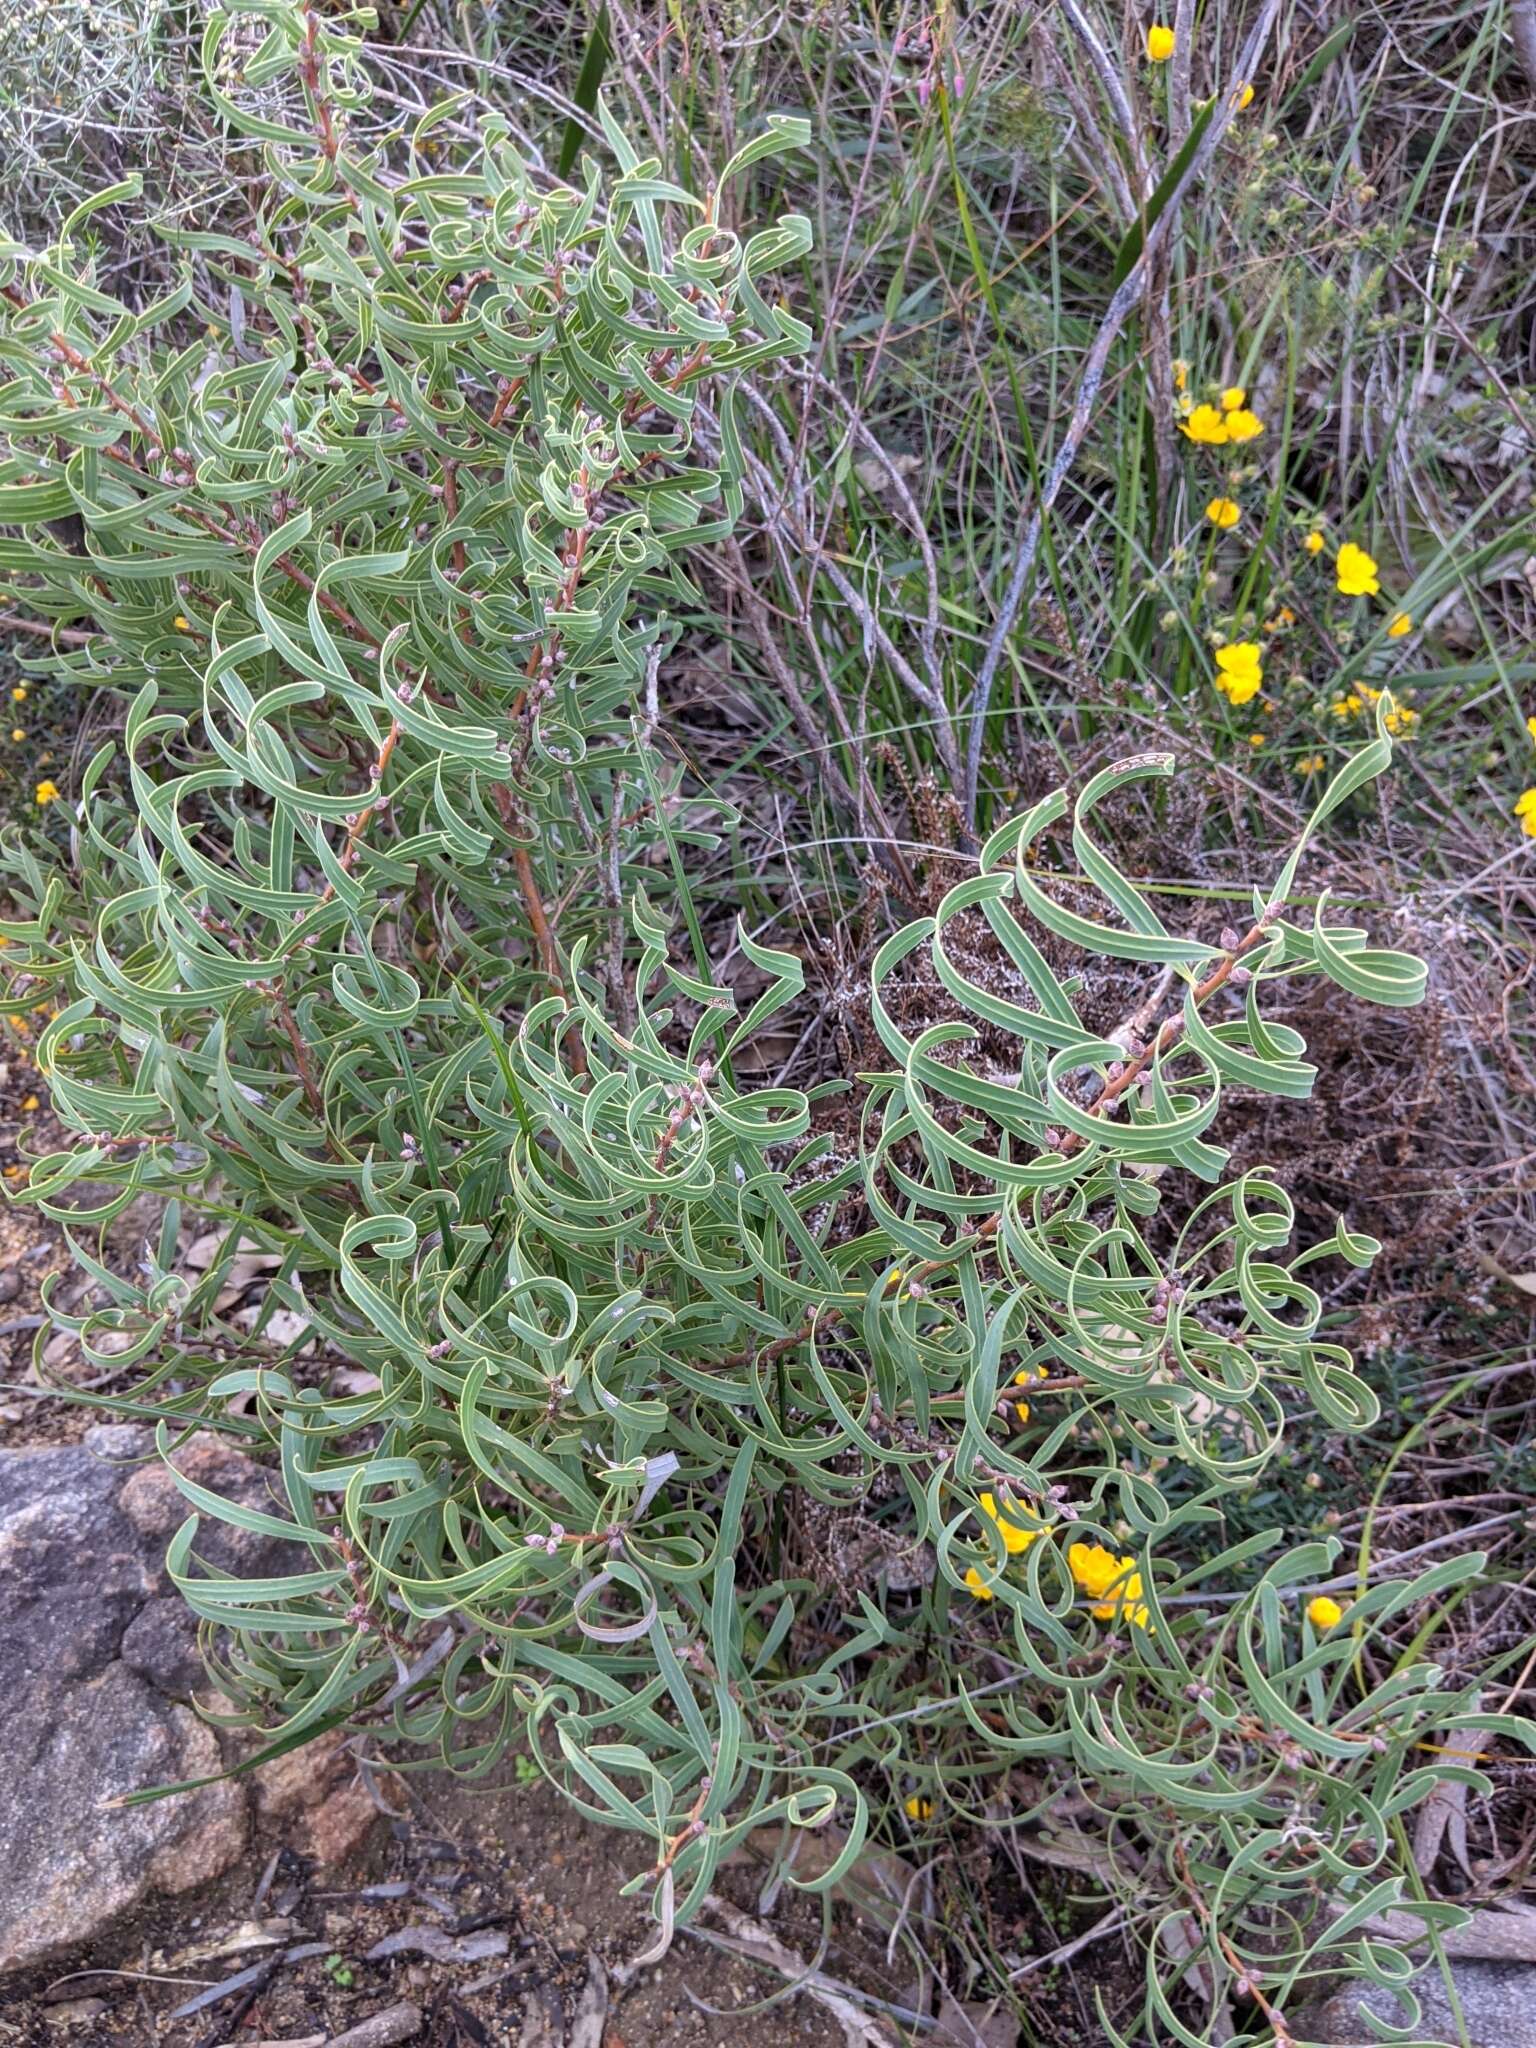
512 842 562 995
1171 1833 1294 2042
1058 916 1275 1155
488 378 525 429
0 606 96 649
265 981 327 1119
656 1775 715 1876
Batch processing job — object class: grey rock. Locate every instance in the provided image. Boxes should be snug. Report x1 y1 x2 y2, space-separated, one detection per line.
120 1593 209 1695
1299 1960 1536 2046
0 1428 300 1973
0 1439 155 1684
4 1663 247 1971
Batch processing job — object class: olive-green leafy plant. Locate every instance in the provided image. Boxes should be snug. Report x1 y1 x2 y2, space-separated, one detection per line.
2 7 1528 2039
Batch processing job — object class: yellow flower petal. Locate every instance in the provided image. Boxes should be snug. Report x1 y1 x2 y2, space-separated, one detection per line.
1304 531 1325 554
1219 386 1246 412
1222 407 1264 443
35 779 60 806
963 1567 995 1601
1213 640 1263 706
1205 497 1241 529
903 1794 934 1820
1146 23 1175 61
1306 1595 1344 1628
979 1492 1042 1555
1180 403 1229 446
1335 542 1381 596
1386 611 1411 638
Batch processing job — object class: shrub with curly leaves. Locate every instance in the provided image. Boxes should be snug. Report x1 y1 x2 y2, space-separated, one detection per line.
1 5 1529 2038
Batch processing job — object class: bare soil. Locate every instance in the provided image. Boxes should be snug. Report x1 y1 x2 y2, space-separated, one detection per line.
0 1758 888 2046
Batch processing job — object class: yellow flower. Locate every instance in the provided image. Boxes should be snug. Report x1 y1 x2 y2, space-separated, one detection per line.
1526 716 1536 743
1092 1575 1143 1623
980 1491 1043 1555
1304 531 1325 555
1222 407 1264 443
962 1567 996 1601
35 779 60 806
1172 358 1188 392
1330 694 1362 718
174 615 191 632
10 728 23 742
1249 732 1264 747
1213 641 1263 706
1068 1541 1120 1598
21 1094 39 1112
903 1794 934 1821
1386 611 1412 638
1146 23 1175 61
1180 403 1229 445
1515 789 1536 838
1384 704 1418 736
1069 1542 1153 1630
1306 1595 1344 1629
11 685 26 701
1232 81 1255 110
1009 1366 1043 1425
1220 386 1246 412
1297 753 1326 775
1335 542 1380 596
1206 497 1241 529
